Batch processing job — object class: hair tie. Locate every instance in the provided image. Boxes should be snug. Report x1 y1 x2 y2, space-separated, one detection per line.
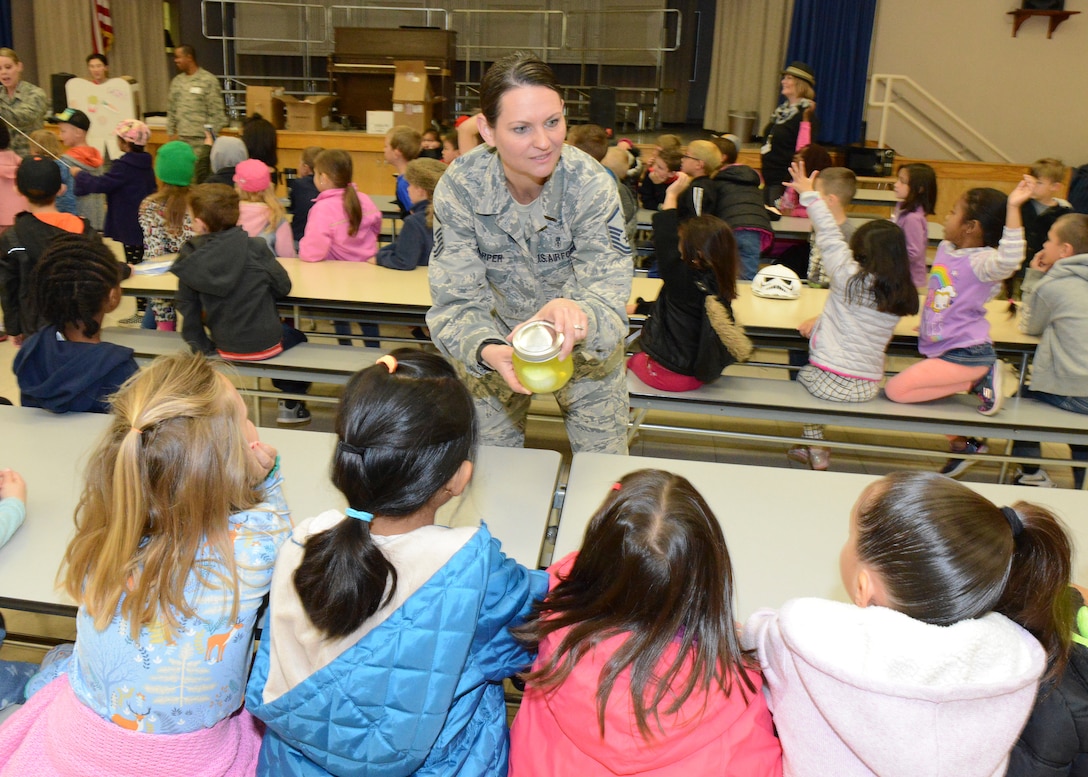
130 426 142 435
610 482 622 491
337 440 365 456
345 507 374 523
1001 506 1024 538
375 355 398 374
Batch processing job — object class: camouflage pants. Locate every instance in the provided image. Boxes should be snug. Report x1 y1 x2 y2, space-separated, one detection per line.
459 347 629 454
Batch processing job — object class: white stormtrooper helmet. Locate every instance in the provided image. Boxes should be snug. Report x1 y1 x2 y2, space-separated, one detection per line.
751 265 803 300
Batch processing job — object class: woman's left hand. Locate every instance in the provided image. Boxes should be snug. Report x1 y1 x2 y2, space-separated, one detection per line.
513 298 588 360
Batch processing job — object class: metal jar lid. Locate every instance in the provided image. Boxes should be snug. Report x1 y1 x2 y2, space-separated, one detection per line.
511 320 565 363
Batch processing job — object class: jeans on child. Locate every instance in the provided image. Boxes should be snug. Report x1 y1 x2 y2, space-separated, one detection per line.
0 624 41 709
334 321 379 348
734 229 765 281
1011 387 1088 488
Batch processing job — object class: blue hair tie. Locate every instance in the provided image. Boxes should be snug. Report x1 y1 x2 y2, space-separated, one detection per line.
345 507 374 523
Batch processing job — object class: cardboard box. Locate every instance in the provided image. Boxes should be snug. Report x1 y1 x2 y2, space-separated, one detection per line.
245 86 286 128
366 110 395 135
282 94 336 132
391 61 433 134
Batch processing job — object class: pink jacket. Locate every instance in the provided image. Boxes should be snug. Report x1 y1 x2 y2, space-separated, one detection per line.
0 676 263 776
743 598 1046 777
298 184 381 262
237 201 296 257
509 554 783 777
0 150 27 228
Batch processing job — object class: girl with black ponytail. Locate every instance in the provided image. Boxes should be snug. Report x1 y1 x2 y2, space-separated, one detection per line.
247 349 547 777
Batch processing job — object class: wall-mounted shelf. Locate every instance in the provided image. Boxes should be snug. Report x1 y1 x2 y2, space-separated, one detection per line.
1008 9 1081 38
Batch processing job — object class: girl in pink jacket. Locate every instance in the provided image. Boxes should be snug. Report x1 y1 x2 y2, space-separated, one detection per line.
509 469 783 777
298 149 380 263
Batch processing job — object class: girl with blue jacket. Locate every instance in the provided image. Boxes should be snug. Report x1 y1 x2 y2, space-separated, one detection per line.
247 349 547 776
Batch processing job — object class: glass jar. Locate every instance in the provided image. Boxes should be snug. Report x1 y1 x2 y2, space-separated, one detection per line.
511 321 574 393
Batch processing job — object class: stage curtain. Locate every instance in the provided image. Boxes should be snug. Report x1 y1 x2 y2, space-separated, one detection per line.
704 0 794 134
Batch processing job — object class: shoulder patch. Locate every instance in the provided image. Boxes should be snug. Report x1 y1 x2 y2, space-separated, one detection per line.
607 207 632 256
433 224 445 257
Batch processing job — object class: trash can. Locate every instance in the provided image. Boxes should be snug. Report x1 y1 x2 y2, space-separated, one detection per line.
727 110 758 143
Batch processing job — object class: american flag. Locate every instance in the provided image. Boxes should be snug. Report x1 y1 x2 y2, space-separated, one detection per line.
92 0 113 54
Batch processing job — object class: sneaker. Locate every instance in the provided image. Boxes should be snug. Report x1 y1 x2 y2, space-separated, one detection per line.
974 361 1005 416
1016 468 1056 488
940 437 988 478
277 400 312 425
787 445 811 465
787 445 830 471
119 312 144 326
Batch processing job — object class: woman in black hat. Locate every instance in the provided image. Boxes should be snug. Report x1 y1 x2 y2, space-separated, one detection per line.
761 61 816 206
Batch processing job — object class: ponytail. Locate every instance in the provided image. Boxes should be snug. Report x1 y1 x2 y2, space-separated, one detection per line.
293 517 397 637
314 149 362 236
996 502 1074 681
292 349 477 638
342 185 362 237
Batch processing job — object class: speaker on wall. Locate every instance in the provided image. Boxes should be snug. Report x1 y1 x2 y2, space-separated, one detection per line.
1022 0 1065 10
50 73 76 114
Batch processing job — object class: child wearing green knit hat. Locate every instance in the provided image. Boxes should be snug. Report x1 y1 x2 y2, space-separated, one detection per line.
132 140 199 331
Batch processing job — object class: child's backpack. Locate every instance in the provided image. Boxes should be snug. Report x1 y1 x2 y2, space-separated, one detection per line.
1067 164 1088 215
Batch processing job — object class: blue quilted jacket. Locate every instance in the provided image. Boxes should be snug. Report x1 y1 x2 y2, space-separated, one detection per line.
246 526 548 776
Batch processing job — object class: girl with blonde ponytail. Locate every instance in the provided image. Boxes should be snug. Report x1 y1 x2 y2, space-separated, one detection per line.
0 352 291 775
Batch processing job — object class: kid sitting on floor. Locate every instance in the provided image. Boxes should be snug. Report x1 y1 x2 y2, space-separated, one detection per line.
13 234 136 414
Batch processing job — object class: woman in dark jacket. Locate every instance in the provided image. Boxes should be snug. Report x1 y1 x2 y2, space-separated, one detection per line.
761 61 817 206
628 174 743 391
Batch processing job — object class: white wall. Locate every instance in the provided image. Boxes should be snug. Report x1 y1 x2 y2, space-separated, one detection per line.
867 0 1088 165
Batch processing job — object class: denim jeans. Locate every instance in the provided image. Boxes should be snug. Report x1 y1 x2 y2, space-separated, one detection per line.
333 321 379 348
271 324 311 396
1011 387 1088 488
734 229 765 281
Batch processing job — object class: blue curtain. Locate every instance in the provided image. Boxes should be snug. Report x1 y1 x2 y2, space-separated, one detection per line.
0 0 10 49
784 0 877 147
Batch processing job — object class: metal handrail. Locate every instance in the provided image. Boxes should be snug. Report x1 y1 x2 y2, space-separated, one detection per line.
868 74 1013 163
450 9 568 53
328 4 450 31
202 0 327 45
563 8 681 53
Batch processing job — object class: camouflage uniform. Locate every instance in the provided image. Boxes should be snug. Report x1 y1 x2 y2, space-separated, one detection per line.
167 68 227 147
427 143 632 454
0 81 47 156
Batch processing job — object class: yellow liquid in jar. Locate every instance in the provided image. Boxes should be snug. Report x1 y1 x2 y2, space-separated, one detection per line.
512 353 574 393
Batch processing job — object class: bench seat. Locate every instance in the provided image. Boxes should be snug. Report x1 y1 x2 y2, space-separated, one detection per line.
627 372 1088 478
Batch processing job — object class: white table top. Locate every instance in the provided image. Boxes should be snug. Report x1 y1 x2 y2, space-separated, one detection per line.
774 215 944 243
0 406 559 613
637 208 943 243
124 257 651 314
554 453 1088 620
631 279 1039 353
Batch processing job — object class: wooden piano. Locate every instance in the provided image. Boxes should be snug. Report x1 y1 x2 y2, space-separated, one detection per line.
328 27 456 127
